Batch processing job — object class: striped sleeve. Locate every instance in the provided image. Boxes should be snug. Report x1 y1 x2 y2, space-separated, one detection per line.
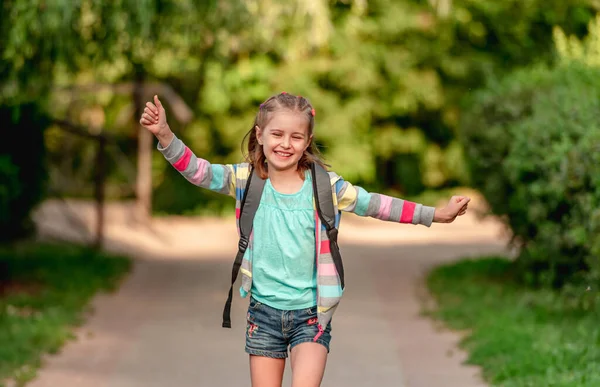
334 177 435 227
157 134 236 198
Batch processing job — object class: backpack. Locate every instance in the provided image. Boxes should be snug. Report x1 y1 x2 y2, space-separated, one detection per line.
222 162 345 328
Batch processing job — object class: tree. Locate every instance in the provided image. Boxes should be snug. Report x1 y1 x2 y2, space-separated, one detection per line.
2 0 598 224
1 0 218 224
459 16 600 287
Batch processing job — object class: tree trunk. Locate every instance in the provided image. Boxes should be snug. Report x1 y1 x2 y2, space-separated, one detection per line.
134 70 152 222
94 136 106 248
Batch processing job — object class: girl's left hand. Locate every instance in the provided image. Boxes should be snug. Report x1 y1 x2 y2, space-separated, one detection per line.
433 196 470 223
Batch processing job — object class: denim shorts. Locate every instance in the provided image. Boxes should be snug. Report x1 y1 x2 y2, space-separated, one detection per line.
245 297 332 359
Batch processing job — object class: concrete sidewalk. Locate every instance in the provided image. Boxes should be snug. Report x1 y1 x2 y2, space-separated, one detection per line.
26 202 508 386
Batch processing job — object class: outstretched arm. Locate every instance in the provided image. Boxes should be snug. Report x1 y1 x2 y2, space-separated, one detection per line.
140 95 236 197
158 135 236 197
334 178 469 226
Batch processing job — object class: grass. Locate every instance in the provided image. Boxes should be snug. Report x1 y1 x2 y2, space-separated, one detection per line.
0 243 131 386
426 257 600 387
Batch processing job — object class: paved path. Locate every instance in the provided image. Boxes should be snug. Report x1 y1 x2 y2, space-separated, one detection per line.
27 200 510 386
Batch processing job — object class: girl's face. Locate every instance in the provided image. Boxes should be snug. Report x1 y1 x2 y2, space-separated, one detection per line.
256 110 312 174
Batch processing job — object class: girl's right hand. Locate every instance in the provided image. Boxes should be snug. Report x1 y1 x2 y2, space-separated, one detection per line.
140 95 169 136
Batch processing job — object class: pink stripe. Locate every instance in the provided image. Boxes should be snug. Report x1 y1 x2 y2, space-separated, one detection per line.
320 263 337 276
400 201 416 223
315 211 320 256
190 158 208 185
376 195 393 220
173 147 192 171
320 240 330 254
236 208 241 219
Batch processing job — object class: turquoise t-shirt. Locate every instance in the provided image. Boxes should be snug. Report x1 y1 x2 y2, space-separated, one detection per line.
249 172 317 310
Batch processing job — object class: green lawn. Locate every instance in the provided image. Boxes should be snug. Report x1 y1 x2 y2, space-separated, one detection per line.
426 257 600 387
0 243 131 386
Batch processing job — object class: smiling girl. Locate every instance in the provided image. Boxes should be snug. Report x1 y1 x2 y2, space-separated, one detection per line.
140 92 469 387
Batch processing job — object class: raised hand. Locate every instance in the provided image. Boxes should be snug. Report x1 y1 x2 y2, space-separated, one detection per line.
433 195 471 223
140 95 174 147
140 95 169 136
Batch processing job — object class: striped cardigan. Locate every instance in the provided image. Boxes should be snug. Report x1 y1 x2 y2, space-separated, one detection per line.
158 135 435 338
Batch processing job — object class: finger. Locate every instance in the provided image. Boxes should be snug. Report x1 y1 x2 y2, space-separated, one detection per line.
144 107 156 117
144 107 157 119
140 115 154 125
146 102 158 114
140 118 152 126
456 196 471 205
143 113 157 122
154 95 163 109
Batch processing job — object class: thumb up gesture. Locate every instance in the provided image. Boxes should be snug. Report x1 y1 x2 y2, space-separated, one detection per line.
140 95 169 136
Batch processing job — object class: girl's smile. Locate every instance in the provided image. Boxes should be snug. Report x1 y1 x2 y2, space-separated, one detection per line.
256 110 312 173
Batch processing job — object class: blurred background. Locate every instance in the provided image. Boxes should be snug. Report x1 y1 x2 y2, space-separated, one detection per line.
2 1 600 386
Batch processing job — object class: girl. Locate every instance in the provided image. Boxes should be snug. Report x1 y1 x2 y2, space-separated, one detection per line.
139 92 469 387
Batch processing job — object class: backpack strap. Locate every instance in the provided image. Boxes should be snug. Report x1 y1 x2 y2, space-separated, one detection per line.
310 163 345 290
222 167 265 328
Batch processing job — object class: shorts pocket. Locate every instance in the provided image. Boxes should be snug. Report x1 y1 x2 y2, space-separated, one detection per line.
249 298 262 310
303 306 319 327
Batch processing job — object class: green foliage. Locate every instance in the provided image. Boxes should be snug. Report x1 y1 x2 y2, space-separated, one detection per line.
0 243 131 385
2 0 599 217
460 19 600 287
0 104 50 242
1 0 217 103
427 257 600 387
148 0 596 215
554 14 600 66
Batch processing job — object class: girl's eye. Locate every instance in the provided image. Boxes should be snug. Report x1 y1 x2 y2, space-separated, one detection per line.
272 133 282 137
293 136 303 140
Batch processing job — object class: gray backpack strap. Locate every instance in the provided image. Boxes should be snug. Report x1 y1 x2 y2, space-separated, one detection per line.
311 163 345 289
222 167 266 328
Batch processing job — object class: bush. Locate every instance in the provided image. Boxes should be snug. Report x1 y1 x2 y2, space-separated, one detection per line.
0 104 49 242
461 56 600 288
